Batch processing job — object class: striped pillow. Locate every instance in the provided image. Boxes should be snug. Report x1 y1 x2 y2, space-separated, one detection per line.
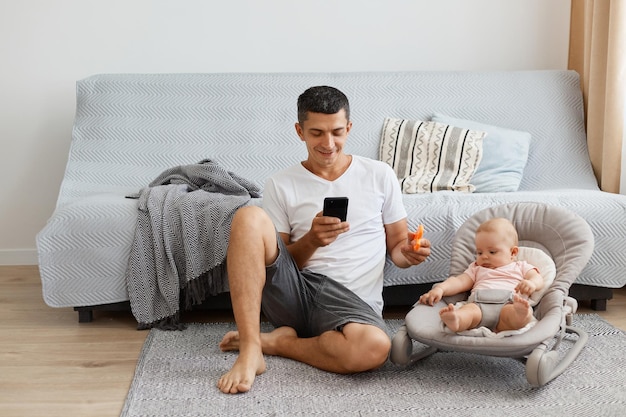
379 118 486 193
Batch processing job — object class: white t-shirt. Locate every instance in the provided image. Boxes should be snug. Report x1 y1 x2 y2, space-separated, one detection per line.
263 155 407 314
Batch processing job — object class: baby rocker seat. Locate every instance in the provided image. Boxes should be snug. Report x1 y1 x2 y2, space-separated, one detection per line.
391 202 594 386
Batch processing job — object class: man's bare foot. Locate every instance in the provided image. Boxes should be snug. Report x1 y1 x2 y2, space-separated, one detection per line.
219 327 298 354
439 303 463 332
260 326 298 356
217 348 266 394
216 326 298 394
219 331 241 352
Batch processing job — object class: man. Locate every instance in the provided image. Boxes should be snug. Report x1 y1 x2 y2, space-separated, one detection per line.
217 86 430 394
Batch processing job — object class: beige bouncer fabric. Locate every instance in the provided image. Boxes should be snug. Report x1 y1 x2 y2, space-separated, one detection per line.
402 202 594 356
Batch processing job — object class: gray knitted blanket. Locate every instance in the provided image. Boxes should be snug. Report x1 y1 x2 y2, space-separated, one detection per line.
125 159 262 329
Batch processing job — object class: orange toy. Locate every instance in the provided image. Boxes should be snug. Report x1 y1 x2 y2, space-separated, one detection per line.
411 224 424 251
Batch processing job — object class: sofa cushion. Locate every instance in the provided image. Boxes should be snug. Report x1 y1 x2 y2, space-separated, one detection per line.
379 117 486 193
432 113 531 192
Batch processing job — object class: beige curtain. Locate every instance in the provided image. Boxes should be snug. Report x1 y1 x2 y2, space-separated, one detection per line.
569 0 626 193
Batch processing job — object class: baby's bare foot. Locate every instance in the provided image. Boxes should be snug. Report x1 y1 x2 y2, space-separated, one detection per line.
511 293 532 320
439 304 463 332
496 294 533 332
512 293 530 309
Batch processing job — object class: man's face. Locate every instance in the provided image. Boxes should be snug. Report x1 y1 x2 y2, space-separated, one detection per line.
295 110 352 169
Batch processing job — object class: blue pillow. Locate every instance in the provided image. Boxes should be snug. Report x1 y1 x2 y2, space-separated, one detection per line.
431 114 531 192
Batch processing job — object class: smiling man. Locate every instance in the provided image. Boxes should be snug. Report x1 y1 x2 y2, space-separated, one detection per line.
217 86 431 394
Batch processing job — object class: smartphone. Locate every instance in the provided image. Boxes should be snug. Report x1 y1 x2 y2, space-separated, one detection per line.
323 197 349 222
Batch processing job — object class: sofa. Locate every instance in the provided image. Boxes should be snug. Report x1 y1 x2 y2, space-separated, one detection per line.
36 70 626 323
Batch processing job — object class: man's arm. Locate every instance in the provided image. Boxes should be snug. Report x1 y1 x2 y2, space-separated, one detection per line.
384 218 430 269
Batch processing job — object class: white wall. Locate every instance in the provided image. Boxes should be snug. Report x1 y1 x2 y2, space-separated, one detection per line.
0 0 571 265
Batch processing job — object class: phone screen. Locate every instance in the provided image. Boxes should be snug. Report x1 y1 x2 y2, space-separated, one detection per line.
323 197 349 222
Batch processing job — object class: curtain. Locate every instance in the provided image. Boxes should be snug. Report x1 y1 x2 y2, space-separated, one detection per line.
568 0 626 193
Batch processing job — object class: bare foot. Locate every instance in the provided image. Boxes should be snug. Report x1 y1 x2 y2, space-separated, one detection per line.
512 293 531 313
439 303 463 332
509 293 533 325
219 330 241 352
260 326 298 356
496 294 533 332
216 326 298 394
219 327 297 355
217 349 266 394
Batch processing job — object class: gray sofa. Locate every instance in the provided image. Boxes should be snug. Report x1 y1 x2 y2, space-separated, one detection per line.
36 70 626 322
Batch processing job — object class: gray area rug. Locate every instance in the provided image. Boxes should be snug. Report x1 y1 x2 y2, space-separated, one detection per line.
121 314 625 416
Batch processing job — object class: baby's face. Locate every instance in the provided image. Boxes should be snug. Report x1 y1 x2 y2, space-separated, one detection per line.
474 231 516 269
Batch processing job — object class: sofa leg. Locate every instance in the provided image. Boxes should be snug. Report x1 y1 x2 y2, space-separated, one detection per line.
72 301 131 323
590 299 607 311
74 307 94 323
568 284 613 312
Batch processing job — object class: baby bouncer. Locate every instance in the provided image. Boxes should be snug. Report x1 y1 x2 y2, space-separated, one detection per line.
391 202 593 386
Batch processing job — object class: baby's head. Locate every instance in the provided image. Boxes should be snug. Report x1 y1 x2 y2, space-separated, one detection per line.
474 218 519 269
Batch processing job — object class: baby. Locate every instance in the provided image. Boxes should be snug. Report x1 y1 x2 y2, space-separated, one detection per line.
419 218 544 333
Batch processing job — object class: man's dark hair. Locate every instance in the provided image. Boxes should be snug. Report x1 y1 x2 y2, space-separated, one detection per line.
297 86 350 125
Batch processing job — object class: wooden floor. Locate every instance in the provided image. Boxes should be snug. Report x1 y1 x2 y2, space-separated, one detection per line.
1 265 625 417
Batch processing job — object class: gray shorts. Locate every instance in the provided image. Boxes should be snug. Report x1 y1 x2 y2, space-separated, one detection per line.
467 289 515 330
261 235 387 338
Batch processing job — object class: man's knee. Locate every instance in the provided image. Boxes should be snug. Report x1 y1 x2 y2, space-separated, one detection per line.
231 206 275 242
230 205 278 265
364 331 392 369
342 325 391 372
232 205 270 228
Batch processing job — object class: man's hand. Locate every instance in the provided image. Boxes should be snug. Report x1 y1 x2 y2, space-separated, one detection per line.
309 211 350 247
285 211 350 270
385 219 431 269
400 233 431 266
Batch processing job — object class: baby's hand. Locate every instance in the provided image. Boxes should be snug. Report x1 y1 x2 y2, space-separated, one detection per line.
419 286 443 306
515 280 537 296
